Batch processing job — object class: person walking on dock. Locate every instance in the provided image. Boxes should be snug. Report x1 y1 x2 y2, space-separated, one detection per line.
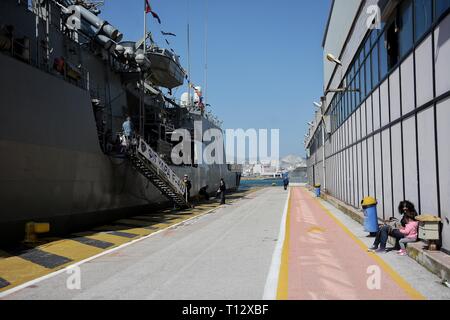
283 172 290 191
219 178 227 204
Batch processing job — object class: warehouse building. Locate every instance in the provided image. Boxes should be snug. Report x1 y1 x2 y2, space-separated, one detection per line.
305 0 450 252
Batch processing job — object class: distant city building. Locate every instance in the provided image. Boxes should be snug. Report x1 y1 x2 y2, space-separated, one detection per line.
305 0 450 252
243 155 306 177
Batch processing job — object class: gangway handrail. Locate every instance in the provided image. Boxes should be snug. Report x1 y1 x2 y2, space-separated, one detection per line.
135 137 186 196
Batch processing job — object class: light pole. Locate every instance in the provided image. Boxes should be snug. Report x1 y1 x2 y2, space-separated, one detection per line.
317 52 347 193
313 99 327 193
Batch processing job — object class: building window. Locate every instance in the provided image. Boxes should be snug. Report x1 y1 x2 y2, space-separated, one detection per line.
360 60 366 100
365 54 372 95
379 34 389 79
372 42 380 86
386 21 399 68
435 0 450 19
415 0 433 41
398 0 414 57
355 70 361 104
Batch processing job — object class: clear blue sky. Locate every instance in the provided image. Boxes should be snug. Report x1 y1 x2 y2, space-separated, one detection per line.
101 0 331 158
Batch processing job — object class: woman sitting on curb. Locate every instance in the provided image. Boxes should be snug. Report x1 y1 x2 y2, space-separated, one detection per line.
369 201 419 254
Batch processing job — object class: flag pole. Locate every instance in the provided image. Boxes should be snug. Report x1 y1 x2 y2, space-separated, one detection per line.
144 0 147 54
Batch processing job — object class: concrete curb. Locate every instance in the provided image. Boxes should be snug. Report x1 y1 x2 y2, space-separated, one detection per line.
319 190 450 283
407 242 450 283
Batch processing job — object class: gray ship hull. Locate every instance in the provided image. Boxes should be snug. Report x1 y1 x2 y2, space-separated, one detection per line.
0 53 238 243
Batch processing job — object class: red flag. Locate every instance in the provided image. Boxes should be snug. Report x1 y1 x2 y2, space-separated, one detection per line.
145 0 161 24
145 0 151 13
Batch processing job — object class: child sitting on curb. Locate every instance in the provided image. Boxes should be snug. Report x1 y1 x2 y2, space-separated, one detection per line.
397 215 419 256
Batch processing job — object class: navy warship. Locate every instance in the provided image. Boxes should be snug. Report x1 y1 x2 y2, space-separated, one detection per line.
0 0 241 243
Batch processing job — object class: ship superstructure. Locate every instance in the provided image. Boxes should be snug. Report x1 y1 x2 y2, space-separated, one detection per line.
0 0 241 243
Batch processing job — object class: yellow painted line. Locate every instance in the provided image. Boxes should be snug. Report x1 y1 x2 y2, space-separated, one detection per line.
115 228 152 237
115 219 158 227
311 189 426 300
276 188 291 300
0 190 253 294
73 232 130 246
0 250 49 293
37 239 103 262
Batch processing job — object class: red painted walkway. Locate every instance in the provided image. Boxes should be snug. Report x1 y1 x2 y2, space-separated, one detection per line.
279 187 423 300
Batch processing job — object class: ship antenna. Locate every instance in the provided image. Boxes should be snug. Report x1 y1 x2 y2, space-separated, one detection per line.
204 0 208 109
187 0 191 108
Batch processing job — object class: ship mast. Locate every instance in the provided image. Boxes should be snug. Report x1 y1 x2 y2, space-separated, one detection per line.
204 0 208 108
140 0 147 136
187 0 191 108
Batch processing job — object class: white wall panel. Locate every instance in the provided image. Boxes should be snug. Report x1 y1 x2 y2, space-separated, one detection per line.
357 142 363 203
338 152 344 200
353 145 360 206
415 36 434 107
373 89 380 131
417 108 438 215
362 140 368 198
346 120 350 148
380 79 390 127
435 14 450 97
368 137 375 197
390 69 401 122
348 148 353 206
361 102 367 138
391 123 404 220
367 97 373 135
349 116 353 146
403 117 419 208
437 98 450 252
400 54 415 115
344 149 350 203
352 113 357 145
374 133 384 219
382 130 393 218
356 108 361 141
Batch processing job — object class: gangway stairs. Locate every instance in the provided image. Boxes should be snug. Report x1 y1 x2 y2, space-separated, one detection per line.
130 137 190 209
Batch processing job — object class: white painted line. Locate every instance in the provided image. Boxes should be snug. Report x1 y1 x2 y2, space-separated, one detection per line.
262 188 291 300
0 206 222 299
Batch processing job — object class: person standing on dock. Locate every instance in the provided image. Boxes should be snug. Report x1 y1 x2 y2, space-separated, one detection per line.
122 116 133 149
183 175 192 203
219 178 227 204
283 172 290 191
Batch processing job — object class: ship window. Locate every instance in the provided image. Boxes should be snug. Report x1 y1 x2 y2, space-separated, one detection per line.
435 0 450 19
398 0 414 57
415 0 433 41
